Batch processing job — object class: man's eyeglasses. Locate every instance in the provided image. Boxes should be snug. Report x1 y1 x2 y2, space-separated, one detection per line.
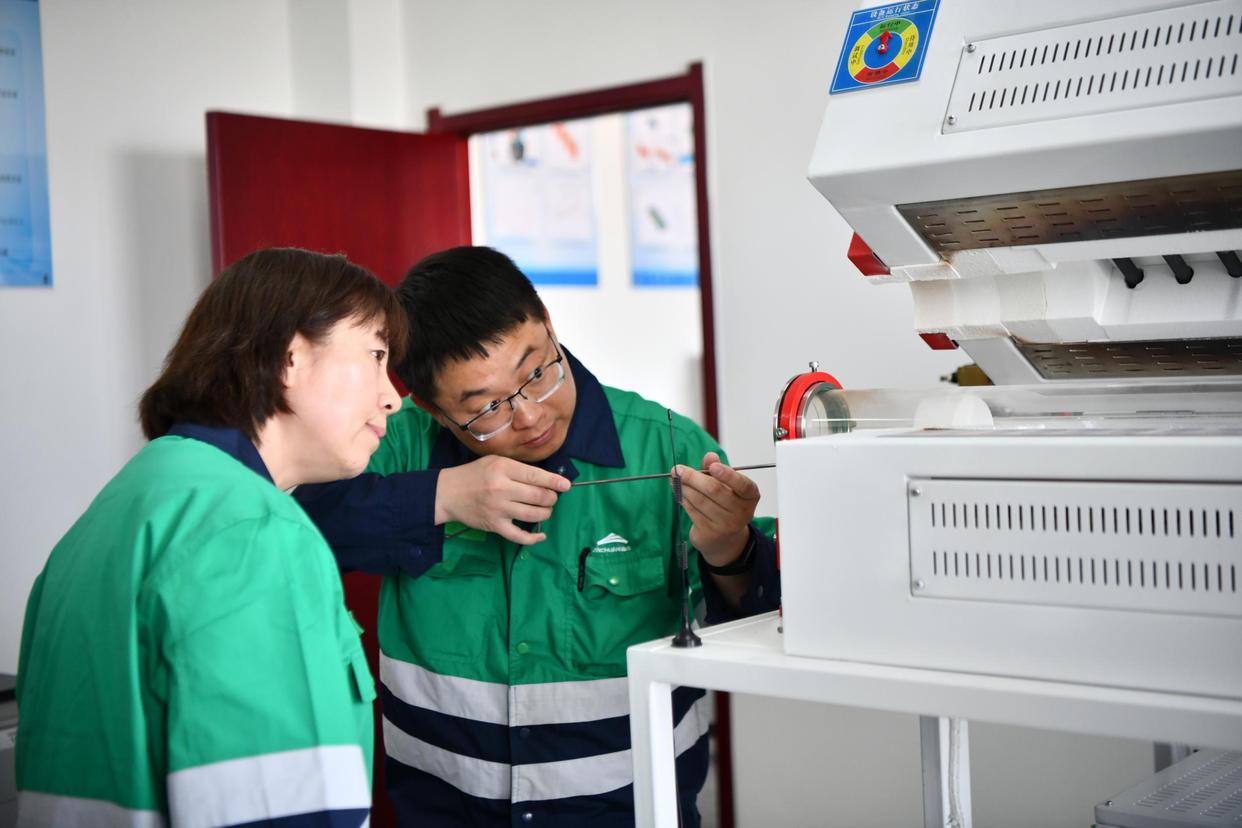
438 329 566 442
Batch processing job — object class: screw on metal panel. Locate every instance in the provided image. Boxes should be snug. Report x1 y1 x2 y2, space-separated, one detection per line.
946 115 957 126
913 579 926 591
911 487 922 497
966 43 976 53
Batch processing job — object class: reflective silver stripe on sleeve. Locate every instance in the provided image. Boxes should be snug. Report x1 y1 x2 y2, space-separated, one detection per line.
511 675 629 726
166 744 369 828
17 791 167 828
380 653 508 725
383 716 512 800
514 694 713 802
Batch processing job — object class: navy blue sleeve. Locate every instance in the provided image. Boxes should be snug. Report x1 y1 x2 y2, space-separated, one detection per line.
295 472 444 578
699 524 781 625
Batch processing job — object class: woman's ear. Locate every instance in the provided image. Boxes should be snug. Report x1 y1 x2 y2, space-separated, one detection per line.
283 333 312 390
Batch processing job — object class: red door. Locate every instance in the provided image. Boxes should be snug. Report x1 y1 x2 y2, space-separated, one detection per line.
206 111 471 827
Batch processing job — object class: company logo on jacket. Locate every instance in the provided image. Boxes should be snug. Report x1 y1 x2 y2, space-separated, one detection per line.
593 532 630 553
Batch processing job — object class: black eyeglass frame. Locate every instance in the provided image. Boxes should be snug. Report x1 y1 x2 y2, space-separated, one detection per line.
434 327 566 441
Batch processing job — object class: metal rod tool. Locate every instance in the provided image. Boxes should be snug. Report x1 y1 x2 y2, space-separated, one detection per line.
571 462 775 488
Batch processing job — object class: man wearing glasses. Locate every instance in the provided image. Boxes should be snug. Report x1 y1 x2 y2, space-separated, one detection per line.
297 246 778 828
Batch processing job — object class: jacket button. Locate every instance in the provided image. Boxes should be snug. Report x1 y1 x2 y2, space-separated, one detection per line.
516 642 530 655
607 576 620 586
521 812 534 822
519 551 531 562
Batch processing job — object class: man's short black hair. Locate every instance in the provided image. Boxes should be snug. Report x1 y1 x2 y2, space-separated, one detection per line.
395 246 546 404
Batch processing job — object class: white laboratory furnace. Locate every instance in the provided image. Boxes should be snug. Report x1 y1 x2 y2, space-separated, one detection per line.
780 0 1242 706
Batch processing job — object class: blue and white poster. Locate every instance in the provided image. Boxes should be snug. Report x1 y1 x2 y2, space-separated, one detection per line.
480 121 598 286
0 0 52 287
626 104 698 288
830 0 940 95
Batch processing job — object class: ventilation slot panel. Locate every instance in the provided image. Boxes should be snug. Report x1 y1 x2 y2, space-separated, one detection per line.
897 170 1242 253
1098 750 1242 827
1135 751 1239 808
1019 338 1242 380
945 0 1242 133
909 478 1242 617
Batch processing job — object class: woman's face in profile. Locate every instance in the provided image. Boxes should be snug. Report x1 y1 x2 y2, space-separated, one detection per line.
282 316 400 484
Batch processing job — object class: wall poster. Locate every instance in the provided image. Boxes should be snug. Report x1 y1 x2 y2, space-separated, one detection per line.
626 103 698 288
479 120 598 286
0 0 52 288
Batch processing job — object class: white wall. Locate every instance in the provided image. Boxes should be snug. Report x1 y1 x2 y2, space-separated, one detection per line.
0 0 406 673
399 1 1155 825
0 0 287 672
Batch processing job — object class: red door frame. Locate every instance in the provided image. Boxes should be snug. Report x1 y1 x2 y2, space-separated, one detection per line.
426 62 737 828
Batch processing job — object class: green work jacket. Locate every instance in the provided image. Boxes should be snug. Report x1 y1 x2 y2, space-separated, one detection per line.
16 425 373 827
339 353 776 824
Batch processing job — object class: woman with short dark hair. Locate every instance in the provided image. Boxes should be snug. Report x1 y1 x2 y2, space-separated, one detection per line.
15 247 404 827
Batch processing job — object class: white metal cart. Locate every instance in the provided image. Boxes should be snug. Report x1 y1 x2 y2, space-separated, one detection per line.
628 613 1242 827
